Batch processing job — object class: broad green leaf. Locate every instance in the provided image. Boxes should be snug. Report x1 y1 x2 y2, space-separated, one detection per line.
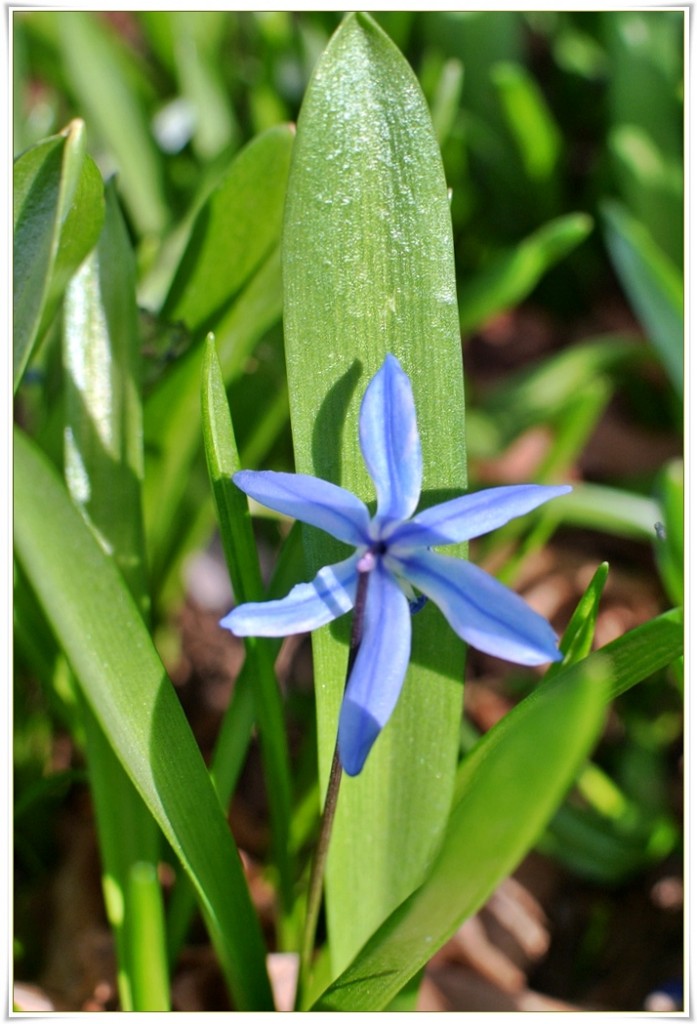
162 125 293 332
602 607 682 702
283 13 467 974
602 200 683 396
459 213 593 333
63 181 148 606
13 119 104 392
143 251 285 598
55 13 168 235
13 428 273 1011
63 181 169 1009
14 135 64 379
312 608 682 1010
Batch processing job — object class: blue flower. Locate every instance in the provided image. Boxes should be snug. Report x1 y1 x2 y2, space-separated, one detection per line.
221 355 571 776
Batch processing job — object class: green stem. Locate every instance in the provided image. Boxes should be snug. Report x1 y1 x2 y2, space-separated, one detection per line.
297 740 343 1004
296 567 371 1007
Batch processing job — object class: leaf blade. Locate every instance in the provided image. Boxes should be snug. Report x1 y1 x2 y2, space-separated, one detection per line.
13 120 104 392
312 608 682 1010
283 12 467 974
13 428 273 1010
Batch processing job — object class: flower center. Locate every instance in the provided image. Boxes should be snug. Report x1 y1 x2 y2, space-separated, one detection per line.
356 539 389 574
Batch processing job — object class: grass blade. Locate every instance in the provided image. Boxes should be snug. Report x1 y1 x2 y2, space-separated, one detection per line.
602 199 683 396
458 213 593 333
55 12 168 235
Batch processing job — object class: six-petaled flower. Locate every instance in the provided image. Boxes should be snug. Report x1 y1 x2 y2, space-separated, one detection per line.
221 355 571 776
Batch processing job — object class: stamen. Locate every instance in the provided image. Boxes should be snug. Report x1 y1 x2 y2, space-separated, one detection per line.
356 550 376 573
356 540 387 573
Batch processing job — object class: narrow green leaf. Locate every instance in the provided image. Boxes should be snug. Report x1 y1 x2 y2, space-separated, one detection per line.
553 25 608 80
166 524 305 961
165 13 237 159
312 608 682 1010
283 12 467 973
127 862 171 1009
491 61 562 182
609 124 683 269
552 562 609 673
201 337 294 931
79 699 165 1010
539 798 678 884
14 428 273 1011
459 213 593 333
13 119 104 392
653 458 683 606
554 481 662 542
471 335 642 457
429 57 464 145
602 199 683 396
489 382 610 588
421 12 524 122
56 13 168 235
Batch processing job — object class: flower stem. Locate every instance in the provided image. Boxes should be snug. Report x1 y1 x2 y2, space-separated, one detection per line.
295 567 370 1008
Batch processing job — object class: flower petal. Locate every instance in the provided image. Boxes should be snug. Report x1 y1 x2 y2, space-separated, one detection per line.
359 354 422 521
338 561 412 776
394 549 562 665
221 554 359 637
233 469 370 546
389 484 572 549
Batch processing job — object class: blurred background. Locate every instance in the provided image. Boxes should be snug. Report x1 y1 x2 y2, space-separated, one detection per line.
13 10 684 1012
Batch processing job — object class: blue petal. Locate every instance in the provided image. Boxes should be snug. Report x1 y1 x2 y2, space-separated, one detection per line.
389 484 572 550
394 549 562 665
233 469 370 546
359 354 422 521
338 562 411 776
221 554 360 637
